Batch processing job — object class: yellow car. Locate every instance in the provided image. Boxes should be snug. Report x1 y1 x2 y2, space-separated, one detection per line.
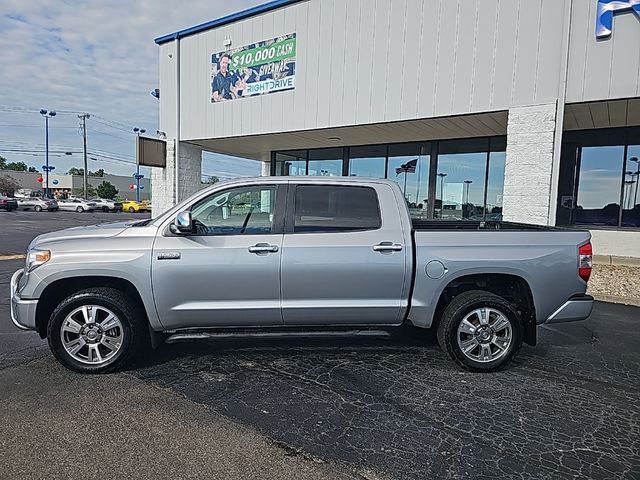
121 200 148 213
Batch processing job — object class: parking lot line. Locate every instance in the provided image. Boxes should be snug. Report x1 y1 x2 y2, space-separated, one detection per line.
0 255 25 261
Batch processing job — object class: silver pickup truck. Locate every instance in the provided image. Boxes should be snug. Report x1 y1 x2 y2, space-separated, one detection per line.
10 177 594 373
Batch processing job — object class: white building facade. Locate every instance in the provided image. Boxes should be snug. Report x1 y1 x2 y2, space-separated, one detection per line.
153 0 640 258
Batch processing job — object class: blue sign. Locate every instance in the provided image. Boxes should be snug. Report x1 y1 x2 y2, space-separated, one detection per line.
52 179 59 185
596 0 640 39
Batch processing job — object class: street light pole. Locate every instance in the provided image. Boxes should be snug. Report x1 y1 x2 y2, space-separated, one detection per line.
631 157 640 209
133 127 146 202
40 109 56 198
437 172 447 217
78 114 90 199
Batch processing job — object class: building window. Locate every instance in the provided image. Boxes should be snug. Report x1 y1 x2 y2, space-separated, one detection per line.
576 146 625 226
273 136 505 221
308 148 343 176
386 143 431 219
275 151 307 176
349 145 386 178
435 138 504 220
557 127 640 228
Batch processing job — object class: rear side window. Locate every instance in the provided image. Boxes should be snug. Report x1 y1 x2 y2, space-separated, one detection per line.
294 185 381 233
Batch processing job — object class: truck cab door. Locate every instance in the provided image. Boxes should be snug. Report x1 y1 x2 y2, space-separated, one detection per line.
280 183 410 325
152 184 286 330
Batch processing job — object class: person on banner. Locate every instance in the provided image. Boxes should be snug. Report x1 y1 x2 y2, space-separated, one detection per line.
211 54 246 102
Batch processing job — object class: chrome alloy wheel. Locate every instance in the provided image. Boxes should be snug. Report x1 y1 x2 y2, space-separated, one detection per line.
456 307 513 363
60 305 124 365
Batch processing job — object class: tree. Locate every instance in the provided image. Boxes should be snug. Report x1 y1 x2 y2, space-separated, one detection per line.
0 174 20 196
204 175 220 184
96 181 118 199
90 169 105 177
28 166 38 173
5 161 28 172
0 156 6 169
67 167 84 175
72 186 96 199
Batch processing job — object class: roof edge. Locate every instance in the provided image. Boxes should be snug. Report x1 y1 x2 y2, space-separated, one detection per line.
154 0 305 45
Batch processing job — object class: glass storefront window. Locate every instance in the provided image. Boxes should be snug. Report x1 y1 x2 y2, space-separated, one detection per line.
486 152 506 220
623 146 640 227
436 139 490 220
275 151 307 176
308 148 343 176
273 137 505 222
348 145 386 178
387 143 430 219
575 146 625 226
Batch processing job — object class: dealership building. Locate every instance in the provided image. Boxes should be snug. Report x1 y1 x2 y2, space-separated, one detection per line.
152 0 640 258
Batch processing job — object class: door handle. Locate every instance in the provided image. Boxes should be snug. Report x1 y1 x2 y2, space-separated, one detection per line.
248 243 279 254
373 242 403 252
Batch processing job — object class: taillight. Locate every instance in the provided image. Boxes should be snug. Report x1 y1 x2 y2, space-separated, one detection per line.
579 242 592 282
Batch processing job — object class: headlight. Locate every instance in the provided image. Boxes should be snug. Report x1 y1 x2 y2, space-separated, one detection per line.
25 249 51 272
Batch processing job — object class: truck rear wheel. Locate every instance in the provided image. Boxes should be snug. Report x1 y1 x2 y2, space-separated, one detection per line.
437 290 523 372
47 287 148 373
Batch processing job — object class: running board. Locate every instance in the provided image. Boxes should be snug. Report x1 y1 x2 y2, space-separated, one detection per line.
165 329 391 344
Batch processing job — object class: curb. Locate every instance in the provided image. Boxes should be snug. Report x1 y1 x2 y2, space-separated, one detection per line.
593 255 640 267
592 294 640 307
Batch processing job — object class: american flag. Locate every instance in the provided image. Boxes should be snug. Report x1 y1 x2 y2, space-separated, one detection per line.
396 159 417 175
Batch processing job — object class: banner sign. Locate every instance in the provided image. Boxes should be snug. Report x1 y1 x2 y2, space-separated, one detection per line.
211 33 296 103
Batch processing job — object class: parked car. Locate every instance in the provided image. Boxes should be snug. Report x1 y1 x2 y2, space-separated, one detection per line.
17 197 58 212
57 198 97 213
91 198 123 212
10 177 594 374
121 200 148 213
0 196 18 211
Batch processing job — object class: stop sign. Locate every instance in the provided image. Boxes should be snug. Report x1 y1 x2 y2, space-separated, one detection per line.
129 184 134 189
37 177 43 183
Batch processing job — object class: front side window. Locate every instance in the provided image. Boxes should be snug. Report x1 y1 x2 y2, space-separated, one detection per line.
190 185 278 235
294 185 381 233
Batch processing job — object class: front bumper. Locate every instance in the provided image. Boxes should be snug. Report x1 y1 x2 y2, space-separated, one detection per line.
10 269 38 331
545 295 594 324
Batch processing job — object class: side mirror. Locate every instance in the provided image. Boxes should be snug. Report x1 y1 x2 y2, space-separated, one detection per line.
171 211 193 234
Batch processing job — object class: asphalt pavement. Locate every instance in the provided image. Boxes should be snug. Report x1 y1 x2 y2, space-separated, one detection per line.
1 210 639 479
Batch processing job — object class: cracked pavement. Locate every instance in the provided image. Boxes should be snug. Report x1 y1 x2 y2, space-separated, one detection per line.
129 302 639 479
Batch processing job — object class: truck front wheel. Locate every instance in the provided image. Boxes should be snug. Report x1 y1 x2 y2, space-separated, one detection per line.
47 287 148 373
437 290 523 372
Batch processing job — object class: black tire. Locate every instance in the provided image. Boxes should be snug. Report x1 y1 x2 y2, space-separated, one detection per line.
128 206 135 213
436 290 523 372
35 205 43 212
76 206 84 213
47 287 149 373
102 206 110 212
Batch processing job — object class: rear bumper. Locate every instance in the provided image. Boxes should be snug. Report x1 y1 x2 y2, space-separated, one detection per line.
10 269 38 331
545 295 594 324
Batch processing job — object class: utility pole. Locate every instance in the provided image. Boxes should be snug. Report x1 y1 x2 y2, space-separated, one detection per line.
78 114 90 199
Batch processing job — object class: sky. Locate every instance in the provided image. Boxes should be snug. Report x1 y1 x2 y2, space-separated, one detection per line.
0 0 264 181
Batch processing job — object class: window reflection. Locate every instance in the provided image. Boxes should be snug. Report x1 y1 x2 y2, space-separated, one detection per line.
486 152 506 220
349 145 386 178
308 148 343 176
575 146 624 226
623 147 640 227
273 137 506 222
275 151 306 176
386 143 430 219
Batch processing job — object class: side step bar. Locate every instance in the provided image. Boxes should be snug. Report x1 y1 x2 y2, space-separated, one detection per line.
165 329 391 344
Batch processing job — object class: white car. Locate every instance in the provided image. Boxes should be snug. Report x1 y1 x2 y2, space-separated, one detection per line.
16 197 58 212
57 198 97 213
90 198 124 212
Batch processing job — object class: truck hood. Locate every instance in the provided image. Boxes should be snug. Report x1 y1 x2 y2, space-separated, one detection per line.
30 221 132 249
